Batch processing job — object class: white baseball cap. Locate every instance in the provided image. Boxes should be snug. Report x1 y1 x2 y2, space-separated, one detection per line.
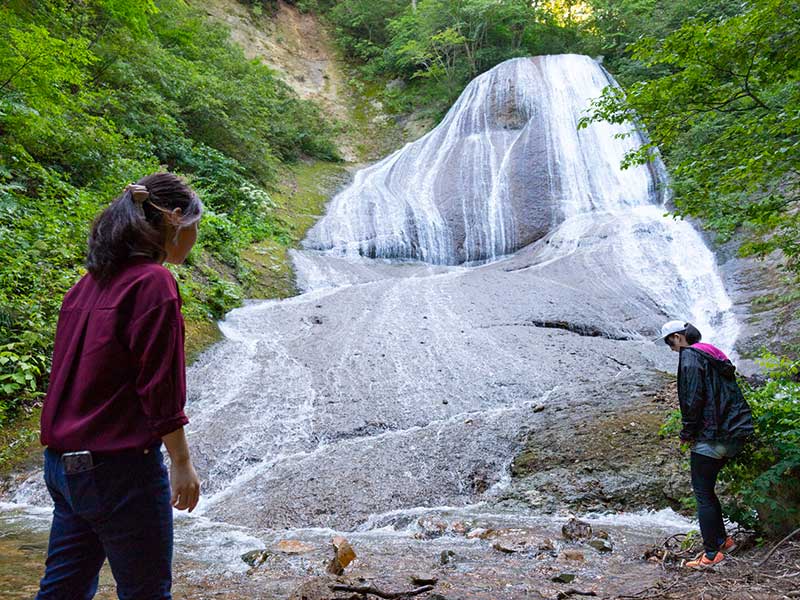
654 320 687 343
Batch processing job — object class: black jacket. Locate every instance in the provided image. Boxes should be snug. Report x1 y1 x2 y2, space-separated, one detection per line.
677 347 755 442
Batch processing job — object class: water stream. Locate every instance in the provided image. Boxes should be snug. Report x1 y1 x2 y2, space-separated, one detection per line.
2 55 739 598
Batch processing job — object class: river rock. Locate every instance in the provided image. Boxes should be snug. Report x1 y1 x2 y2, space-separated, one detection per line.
560 550 585 561
450 521 468 535
492 540 527 554
466 527 491 539
538 538 555 551
415 517 448 539
411 574 439 586
241 549 267 567
561 518 592 541
276 539 315 554
588 538 613 553
326 536 356 575
552 573 577 584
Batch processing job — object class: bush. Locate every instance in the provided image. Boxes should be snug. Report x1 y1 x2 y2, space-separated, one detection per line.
722 355 800 535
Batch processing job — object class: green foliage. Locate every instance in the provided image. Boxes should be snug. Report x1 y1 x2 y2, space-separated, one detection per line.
721 355 800 533
582 0 800 274
0 0 338 423
322 0 593 115
0 344 46 424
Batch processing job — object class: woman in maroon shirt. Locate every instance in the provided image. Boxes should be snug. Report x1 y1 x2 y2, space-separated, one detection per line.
36 173 202 600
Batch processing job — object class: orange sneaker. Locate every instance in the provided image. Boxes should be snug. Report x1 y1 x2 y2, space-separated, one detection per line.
719 536 737 553
685 551 725 569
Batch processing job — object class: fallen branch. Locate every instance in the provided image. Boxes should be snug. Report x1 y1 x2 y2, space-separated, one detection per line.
330 584 434 599
757 527 800 568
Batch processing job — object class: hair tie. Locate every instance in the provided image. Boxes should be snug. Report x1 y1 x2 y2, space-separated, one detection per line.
125 184 150 206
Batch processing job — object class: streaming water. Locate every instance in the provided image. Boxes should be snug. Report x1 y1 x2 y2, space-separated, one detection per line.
1 55 739 598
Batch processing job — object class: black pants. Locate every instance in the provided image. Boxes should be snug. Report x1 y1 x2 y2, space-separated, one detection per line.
690 451 728 555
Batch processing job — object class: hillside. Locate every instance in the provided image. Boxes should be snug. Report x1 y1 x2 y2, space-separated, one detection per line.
0 0 412 471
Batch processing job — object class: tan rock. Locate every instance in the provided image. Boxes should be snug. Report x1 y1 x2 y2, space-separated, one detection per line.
560 549 585 561
538 538 555 551
451 521 468 535
275 539 315 554
466 527 490 539
333 536 356 568
492 540 527 554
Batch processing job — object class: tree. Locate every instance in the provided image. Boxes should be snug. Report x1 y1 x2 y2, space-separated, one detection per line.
582 0 800 272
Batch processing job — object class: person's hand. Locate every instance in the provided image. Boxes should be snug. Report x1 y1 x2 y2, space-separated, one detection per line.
169 458 200 512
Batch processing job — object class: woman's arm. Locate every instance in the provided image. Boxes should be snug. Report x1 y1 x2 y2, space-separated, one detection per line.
677 350 706 442
162 426 201 512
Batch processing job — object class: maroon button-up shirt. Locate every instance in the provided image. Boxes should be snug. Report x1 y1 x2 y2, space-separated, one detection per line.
41 258 188 452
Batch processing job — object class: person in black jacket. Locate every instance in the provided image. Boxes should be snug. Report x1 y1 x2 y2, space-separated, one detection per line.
657 320 754 569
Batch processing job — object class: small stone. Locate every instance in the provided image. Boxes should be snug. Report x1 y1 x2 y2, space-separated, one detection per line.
411 574 439 586
451 521 468 534
275 539 315 554
595 530 610 540
538 538 555 551
560 550 585 561
562 517 592 541
466 528 489 539
241 549 267 567
552 573 576 584
493 540 524 554
440 549 456 565
588 539 613 553
532 404 546 413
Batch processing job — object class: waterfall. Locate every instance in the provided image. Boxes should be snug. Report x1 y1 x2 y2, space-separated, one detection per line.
303 54 738 352
306 55 659 265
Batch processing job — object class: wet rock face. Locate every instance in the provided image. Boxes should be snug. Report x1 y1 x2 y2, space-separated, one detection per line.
185 253 678 531
505 375 686 515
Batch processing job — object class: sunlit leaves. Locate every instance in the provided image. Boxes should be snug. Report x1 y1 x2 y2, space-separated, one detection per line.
583 0 800 272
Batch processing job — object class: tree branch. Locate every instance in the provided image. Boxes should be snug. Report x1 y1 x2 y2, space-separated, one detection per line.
330 584 434 599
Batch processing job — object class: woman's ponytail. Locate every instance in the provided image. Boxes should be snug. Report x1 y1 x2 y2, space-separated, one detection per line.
684 322 702 345
86 173 202 281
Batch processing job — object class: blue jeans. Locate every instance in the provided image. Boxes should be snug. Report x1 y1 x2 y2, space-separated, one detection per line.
36 447 173 600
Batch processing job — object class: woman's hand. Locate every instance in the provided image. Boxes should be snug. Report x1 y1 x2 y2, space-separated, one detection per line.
169 458 201 512
162 426 201 512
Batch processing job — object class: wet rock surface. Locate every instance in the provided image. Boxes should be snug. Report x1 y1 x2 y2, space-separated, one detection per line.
504 375 686 515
